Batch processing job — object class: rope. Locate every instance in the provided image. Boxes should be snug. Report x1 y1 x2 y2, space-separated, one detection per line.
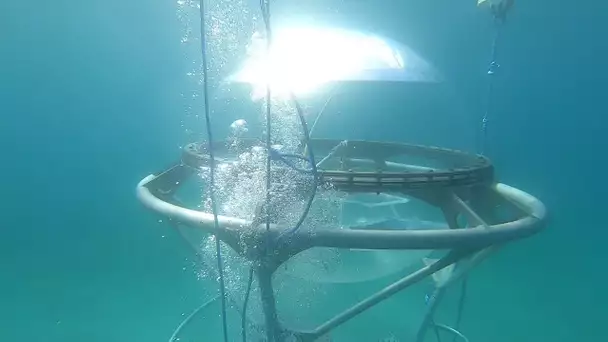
451 279 468 342
270 150 313 174
262 0 273 247
240 3 321 340
424 291 443 342
435 323 470 342
278 95 319 239
168 295 220 342
479 0 514 155
198 0 229 340
479 24 501 156
257 0 319 245
309 84 340 138
241 267 255 342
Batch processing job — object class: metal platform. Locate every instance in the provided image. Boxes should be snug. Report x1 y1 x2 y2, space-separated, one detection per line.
136 139 547 342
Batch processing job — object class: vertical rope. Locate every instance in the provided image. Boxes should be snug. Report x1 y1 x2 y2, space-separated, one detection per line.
451 279 468 342
479 25 501 156
262 0 273 248
241 267 255 342
260 3 277 341
198 0 229 340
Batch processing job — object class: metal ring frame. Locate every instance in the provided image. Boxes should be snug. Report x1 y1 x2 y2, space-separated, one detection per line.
136 139 547 342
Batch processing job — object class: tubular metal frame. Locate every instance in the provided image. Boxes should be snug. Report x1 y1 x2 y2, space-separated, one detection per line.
136 139 547 342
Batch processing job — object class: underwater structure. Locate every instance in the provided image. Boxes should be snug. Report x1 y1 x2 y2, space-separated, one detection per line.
137 0 545 341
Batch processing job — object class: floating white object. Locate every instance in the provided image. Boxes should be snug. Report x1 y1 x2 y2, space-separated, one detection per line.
229 119 248 135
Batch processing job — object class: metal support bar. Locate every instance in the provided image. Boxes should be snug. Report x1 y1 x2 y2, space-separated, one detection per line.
258 264 281 342
451 193 490 228
136 160 547 342
297 248 476 342
137 177 546 252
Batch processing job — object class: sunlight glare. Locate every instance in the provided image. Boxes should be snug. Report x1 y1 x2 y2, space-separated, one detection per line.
228 27 418 100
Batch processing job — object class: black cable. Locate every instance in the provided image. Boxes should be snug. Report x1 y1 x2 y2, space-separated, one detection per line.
262 0 273 244
451 279 468 342
256 0 319 246
197 0 229 340
274 96 319 244
252 2 321 340
426 292 443 342
431 318 443 342
242 267 255 342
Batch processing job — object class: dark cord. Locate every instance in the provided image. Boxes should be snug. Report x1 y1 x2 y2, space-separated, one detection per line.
451 279 468 342
432 318 443 342
198 0 229 340
263 0 273 246
242 267 255 342
274 96 319 243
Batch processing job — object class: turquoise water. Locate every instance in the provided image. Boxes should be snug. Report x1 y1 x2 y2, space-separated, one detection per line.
1 0 607 341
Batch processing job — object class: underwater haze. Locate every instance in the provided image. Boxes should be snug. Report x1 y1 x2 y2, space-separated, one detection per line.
1 0 607 341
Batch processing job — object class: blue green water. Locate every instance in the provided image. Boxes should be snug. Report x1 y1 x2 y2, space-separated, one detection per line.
1 0 607 341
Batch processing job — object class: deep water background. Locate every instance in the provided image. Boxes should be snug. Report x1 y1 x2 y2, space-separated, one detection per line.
1 0 606 341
